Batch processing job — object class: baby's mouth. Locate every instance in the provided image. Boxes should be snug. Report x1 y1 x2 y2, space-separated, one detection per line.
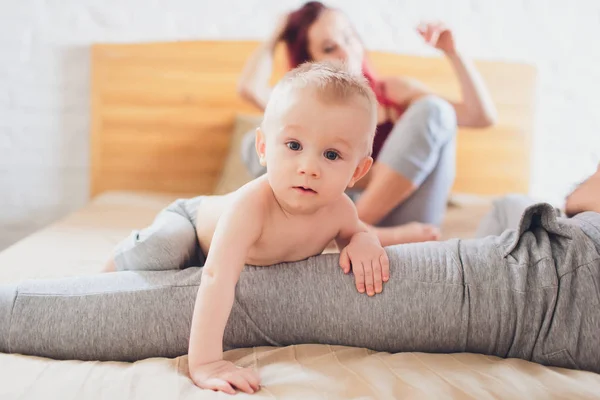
293 186 317 194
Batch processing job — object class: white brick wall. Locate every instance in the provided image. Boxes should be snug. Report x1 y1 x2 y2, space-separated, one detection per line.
1 0 599 250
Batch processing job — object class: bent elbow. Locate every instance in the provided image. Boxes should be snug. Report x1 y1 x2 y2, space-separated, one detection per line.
473 109 498 128
237 83 252 101
480 115 497 128
483 109 499 127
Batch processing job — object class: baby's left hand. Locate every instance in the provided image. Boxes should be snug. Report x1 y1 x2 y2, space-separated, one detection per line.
339 232 390 296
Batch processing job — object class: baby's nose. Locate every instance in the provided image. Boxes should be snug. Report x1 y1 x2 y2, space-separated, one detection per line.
298 160 320 178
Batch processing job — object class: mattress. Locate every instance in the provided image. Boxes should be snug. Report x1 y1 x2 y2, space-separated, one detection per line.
1 191 600 400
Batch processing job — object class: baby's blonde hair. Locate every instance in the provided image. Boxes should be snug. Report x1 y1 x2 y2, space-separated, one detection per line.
262 61 378 155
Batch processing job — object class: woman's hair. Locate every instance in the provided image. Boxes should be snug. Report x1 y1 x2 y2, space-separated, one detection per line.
279 1 328 68
278 2 384 103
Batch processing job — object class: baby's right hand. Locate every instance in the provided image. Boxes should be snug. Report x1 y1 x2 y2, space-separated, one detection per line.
190 359 261 395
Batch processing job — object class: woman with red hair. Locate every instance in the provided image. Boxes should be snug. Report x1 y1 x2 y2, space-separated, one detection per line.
239 2 497 244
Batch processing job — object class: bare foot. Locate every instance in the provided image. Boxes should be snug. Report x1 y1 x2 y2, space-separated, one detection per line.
565 164 600 217
103 258 117 273
376 222 440 247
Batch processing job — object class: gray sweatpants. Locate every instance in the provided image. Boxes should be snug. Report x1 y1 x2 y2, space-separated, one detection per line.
242 95 457 227
1 203 599 375
475 194 558 238
112 197 206 272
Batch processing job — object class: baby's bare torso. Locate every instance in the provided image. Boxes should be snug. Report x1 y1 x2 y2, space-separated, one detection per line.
195 182 343 266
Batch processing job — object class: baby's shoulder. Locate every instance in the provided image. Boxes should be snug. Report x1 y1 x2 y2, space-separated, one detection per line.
227 176 271 211
322 194 357 222
337 193 358 214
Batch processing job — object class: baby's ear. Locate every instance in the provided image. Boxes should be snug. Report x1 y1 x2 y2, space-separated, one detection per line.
255 127 267 166
348 156 373 188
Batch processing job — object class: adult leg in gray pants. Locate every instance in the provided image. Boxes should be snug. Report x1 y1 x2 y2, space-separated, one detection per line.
0 203 599 375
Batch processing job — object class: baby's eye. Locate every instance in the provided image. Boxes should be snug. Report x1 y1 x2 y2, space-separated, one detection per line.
324 150 339 161
287 141 302 151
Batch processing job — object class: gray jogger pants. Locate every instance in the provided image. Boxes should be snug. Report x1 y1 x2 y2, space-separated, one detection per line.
0 203 599 375
112 197 206 272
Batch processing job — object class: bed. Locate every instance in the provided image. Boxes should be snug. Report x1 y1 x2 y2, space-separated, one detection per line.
2 40 600 399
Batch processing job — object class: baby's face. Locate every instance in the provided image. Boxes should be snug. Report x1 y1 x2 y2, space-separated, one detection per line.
258 88 374 214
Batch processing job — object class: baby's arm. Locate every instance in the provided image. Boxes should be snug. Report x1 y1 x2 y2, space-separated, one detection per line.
334 194 375 251
335 195 390 296
188 191 265 394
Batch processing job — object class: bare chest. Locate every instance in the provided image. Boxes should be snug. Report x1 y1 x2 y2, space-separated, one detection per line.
247 214 340 266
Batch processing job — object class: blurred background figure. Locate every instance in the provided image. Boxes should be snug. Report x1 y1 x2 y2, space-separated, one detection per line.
239 1 496 243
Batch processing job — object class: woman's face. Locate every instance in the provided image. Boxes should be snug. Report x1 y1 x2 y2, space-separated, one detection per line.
306 10 364 75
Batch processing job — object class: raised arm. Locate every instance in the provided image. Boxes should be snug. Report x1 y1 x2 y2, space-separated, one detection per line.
384 22 498 128
188 192 265 394
417 21 497 127
237 15 288 111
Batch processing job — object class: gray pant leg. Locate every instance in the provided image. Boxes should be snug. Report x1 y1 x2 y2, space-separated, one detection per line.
0 244 471 361
452 204 600 372
557 211 600 372
376 95 457 227
1 205 598 374
0 269 200 361
113 197 205 271
240 128 266 178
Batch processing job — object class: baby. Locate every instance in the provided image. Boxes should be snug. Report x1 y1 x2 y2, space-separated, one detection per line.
105 61 390 394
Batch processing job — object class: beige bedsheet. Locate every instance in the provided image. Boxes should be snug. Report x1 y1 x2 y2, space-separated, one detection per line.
1 191 600 400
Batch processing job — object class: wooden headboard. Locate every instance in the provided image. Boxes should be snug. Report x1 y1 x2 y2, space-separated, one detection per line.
90 40 537 197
